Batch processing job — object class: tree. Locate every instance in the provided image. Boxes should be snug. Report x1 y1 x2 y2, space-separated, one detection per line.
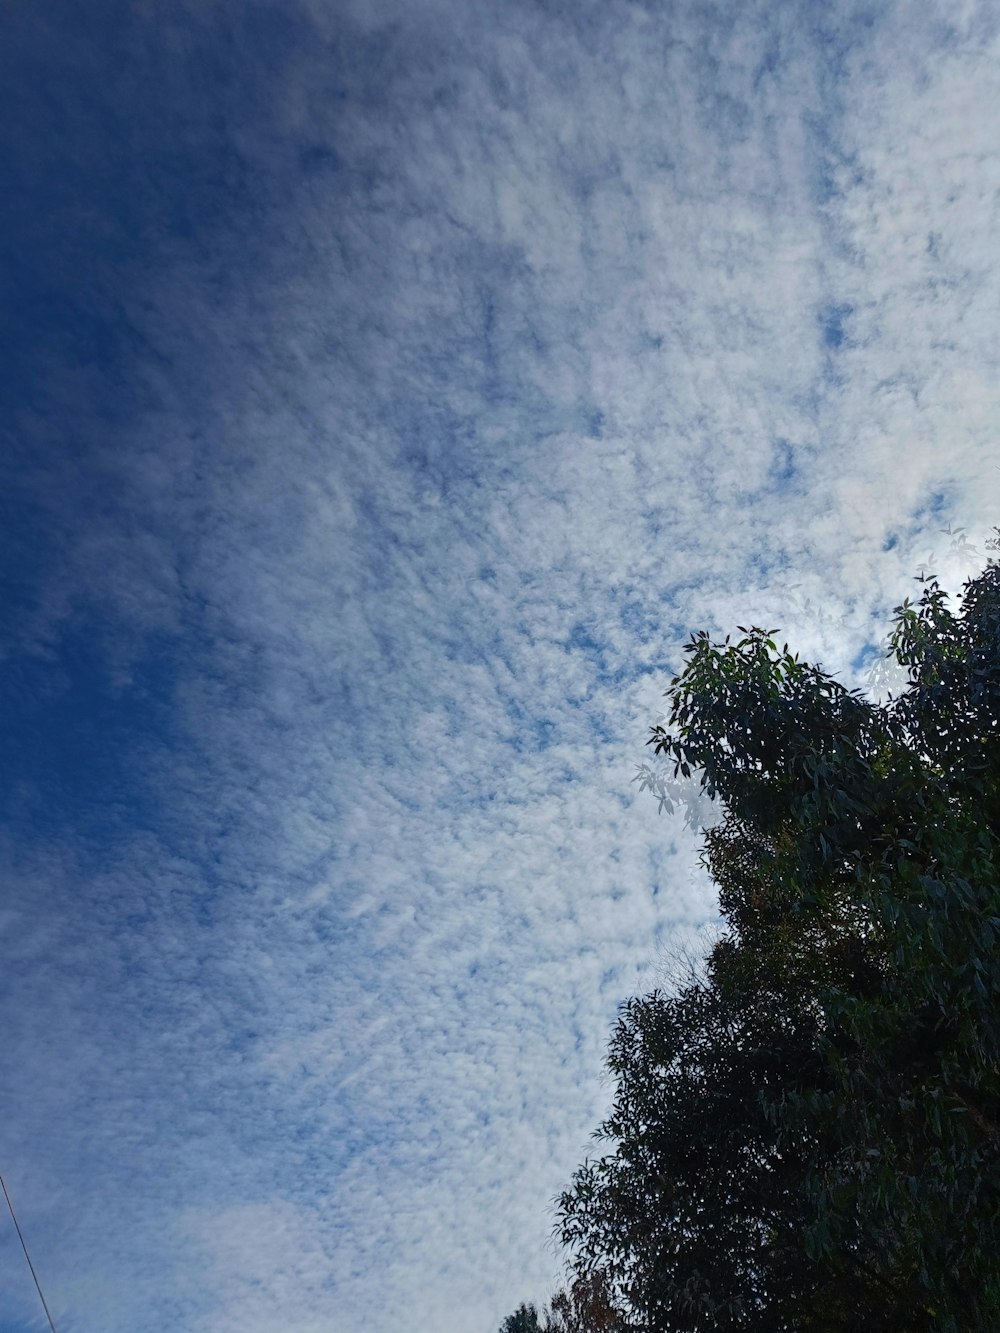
546 1272 628 1332
499 1272 627 1333
499 1304 545 1333
558 554 1000 1330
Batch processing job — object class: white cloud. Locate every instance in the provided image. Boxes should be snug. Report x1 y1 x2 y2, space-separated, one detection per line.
4 2 1000 1330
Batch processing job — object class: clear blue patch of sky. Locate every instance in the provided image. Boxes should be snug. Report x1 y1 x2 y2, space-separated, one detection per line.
0 1 312 405
850 642 879 672
923 489 949 520
0 0 355 878
768 437 800 488
0 622 176 842
820 303 854 350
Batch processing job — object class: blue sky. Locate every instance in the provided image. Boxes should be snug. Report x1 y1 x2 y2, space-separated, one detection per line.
2 1 1000 1329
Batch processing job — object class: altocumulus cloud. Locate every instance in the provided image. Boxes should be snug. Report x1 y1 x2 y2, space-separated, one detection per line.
2 0 1000 1329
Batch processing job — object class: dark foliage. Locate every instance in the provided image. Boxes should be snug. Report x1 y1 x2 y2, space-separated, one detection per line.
500 1304 546 1333
557 553 1000 1331
499 1272 627 1333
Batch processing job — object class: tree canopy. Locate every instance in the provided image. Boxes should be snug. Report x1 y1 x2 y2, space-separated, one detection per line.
499 1273 626 1333
543 554 1000 1331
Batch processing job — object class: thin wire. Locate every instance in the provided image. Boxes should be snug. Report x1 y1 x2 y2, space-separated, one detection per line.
0 1172 58 1333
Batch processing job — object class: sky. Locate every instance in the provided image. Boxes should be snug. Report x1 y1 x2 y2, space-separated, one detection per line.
2 1 1000 1329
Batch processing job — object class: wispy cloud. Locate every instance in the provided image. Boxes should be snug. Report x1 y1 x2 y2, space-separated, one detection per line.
2 1 1000 1329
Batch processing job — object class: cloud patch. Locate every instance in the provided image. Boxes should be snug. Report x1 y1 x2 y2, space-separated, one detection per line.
2 1 1000 1330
